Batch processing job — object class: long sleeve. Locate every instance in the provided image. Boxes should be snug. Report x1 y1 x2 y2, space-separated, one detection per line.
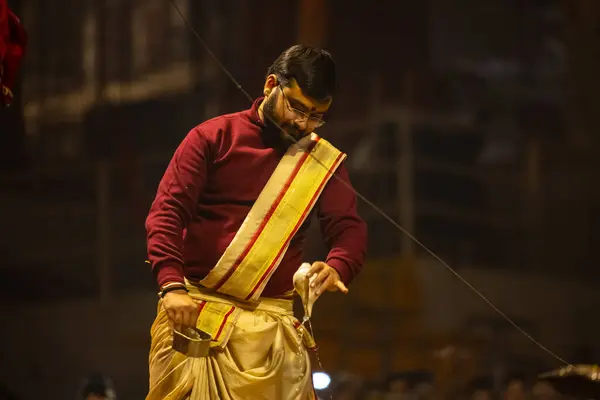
145 128 211 287
317 163 368 285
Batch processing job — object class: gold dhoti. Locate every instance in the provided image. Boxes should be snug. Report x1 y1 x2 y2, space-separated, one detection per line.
146 284 316 400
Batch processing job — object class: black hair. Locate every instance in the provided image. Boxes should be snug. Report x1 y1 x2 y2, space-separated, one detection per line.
266 44 336 101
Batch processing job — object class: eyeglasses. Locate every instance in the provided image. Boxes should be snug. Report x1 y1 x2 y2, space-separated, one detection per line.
278 85 326 128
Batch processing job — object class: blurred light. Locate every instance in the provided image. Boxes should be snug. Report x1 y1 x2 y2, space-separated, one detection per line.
313 372 331 390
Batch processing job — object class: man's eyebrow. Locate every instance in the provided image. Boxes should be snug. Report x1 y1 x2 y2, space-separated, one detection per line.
288 97 311 111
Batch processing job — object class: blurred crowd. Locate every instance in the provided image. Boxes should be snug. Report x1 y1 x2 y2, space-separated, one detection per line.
320 369 598 400
1 367 598 399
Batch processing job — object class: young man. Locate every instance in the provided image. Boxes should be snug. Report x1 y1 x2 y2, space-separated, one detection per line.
145 44 367 399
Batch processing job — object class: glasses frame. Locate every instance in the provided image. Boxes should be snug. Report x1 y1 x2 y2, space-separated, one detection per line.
278 85 326 129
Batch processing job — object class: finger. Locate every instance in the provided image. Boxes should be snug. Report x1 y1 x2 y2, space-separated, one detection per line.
335 280 349 294
184 307 197 328
166 308 176 329
190 310 198 328
311 269 330 289
308 261 327 277
166 315 174 330
179 303 189 328
318 274 341 295
180 310 190 328
173 310 183 333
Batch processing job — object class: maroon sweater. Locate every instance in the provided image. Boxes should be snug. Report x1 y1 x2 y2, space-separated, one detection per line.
145 98 367 297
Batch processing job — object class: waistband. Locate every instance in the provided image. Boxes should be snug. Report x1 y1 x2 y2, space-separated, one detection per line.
185 279 294 316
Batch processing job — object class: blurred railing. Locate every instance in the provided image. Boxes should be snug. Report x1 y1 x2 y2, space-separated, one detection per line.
328 104 525 269
0 153 171 303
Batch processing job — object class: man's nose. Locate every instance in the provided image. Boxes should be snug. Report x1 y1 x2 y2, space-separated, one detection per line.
294 119 308 132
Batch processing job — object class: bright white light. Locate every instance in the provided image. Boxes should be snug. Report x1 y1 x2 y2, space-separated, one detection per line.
312 372 331 390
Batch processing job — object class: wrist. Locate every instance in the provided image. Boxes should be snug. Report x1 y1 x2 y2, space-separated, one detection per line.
160 281 186 290
326 258 351 285
158 283 188 298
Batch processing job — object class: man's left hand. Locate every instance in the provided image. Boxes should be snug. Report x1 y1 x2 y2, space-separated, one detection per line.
307 261 349 296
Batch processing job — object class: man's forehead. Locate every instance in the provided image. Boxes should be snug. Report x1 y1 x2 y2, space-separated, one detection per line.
284 80 331 112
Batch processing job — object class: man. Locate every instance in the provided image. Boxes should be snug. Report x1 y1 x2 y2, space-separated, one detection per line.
145 45 367 399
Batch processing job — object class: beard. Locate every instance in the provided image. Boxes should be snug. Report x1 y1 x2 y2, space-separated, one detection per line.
262 92 307 144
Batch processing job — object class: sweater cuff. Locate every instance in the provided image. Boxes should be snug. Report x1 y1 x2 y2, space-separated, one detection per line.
155 264 185 288
326 258 352 285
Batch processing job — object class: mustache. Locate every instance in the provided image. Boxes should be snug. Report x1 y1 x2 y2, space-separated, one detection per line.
281 122 307 137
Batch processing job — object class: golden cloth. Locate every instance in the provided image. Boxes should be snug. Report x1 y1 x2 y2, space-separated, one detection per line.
146 284 317 400
199 133 345 301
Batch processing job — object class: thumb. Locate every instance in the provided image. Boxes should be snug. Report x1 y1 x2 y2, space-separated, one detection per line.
335 280 349 294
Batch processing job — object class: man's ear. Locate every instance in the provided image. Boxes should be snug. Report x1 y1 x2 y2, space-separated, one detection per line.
263 74 278 96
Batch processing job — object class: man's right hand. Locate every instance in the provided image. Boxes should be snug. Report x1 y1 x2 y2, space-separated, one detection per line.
162 290 199 332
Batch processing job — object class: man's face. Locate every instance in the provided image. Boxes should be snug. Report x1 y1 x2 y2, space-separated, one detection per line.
262 76 331 139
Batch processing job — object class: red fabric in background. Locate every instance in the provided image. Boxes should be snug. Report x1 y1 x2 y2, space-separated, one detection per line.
0 0 27 106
